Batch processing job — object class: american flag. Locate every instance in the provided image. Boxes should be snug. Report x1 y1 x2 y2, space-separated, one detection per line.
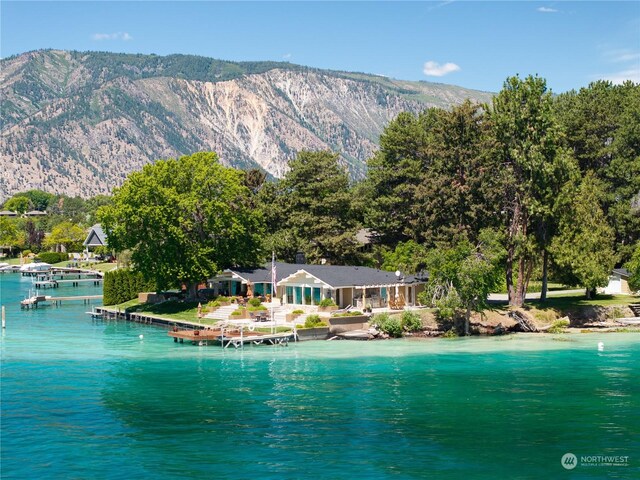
271 251 276 296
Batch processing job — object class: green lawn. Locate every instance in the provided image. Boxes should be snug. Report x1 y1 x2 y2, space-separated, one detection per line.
527 293 639 311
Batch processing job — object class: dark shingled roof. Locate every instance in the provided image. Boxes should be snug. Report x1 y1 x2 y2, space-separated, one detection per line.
612 268 630 278
227 262 427 288
83 224 107 247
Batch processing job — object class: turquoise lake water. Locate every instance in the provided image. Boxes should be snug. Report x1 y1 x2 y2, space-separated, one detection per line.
1 272 638 479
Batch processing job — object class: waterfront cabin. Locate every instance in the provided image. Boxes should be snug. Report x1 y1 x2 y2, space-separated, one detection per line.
601 268 633 295
208 262 428 309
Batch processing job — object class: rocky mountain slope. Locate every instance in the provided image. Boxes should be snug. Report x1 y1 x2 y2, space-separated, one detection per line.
0 50 492 200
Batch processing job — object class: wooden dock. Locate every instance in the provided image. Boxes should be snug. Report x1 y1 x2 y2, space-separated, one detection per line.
167 328 292 348
92 307 293 348
21 294 103 309
34 278 103 288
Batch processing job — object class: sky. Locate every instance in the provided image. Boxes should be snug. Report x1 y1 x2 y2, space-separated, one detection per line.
1 1 639 93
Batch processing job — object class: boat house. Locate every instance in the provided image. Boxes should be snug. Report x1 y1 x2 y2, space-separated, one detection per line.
208 262 428 309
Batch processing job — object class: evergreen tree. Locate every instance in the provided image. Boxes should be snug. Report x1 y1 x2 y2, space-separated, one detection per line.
267 151 362 264
489 75 577 306
551 173 616 298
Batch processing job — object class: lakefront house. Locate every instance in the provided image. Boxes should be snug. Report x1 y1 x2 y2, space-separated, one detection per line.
208 262 428 310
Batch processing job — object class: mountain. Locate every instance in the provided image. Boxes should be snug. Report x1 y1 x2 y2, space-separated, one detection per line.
0 50 493 200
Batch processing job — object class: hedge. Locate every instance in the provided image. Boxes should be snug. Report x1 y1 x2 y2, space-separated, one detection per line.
37 252 69 264
103 269 154 305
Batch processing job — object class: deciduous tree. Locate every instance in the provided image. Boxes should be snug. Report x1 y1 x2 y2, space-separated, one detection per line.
99 152 264 296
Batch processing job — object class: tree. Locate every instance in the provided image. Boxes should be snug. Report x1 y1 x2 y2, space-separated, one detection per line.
267 151 362 264
625 243 640 292
43 221 85 252
554 81 640 263
489 75 577 307
363 110 438 246
413 100 501 246
99 152 265 296
550 173 616 299
24 220 45 252
3 196 31 214
380 240 428 274
0 217 22 255
11 190 56 212
419 230 504 335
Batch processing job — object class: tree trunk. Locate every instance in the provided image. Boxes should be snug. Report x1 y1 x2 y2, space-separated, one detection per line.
540 249 548 302
506 246 515 306
187 282 198 300
586 287 596 299
514 257 526 307
465 306 471 336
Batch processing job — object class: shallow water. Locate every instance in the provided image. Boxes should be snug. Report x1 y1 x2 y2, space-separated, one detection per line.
1 273 638 479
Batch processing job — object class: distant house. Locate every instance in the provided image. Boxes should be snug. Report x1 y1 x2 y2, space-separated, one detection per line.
601 268 633 295
24 210 47 217
0 210 18 217
83 224 107 250
208 262 428 309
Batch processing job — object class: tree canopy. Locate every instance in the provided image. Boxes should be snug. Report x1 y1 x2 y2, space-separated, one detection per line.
261 151 363 265
98 152 264 295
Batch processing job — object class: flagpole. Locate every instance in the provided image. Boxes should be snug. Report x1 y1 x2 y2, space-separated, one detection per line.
271 251 275 336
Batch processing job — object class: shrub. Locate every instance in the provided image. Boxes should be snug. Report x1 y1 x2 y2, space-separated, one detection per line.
292 309 305 315
442 329 458 338
37 252 68 264
533 309 558 324
248 297 262 307
608 307 626 320
231 307 246 316
548 319 570 334
318 298 336 307
216 296 230 303
401 311 423 332
103 269 154 305
373 313 403 338
208 300 221 308
304 314 326 328
248 304 267 311
332 311 363 317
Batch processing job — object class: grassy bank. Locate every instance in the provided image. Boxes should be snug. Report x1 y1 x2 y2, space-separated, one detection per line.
527 293 638 310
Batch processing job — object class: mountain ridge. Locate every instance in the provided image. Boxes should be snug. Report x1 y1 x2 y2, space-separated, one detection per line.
1 49 493 200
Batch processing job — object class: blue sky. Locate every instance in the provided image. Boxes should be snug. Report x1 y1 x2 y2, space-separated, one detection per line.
2 1 639 92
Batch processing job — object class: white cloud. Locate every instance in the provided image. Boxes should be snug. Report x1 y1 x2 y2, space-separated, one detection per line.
428 1 455 12
604 49 640 63
423 61 460 77
282 53 292 60
595 67 640 85
91 32 133 41
537 7 558 13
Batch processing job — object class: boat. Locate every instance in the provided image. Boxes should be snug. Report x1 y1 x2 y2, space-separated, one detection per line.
0 265 21 273
19 262 51 273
